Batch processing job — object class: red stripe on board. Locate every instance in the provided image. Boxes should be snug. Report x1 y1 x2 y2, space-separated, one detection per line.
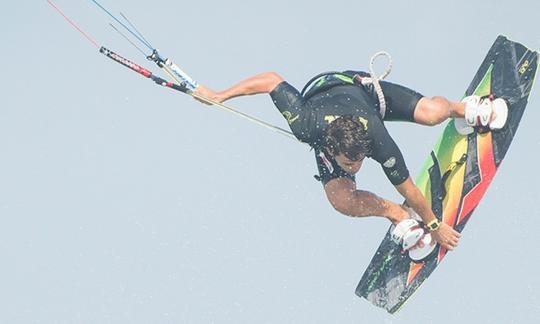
456 133 497 225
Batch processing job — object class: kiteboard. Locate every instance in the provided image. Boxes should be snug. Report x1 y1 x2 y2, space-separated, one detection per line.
355 35 539 314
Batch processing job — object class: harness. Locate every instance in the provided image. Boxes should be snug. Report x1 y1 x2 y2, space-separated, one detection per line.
300 52 393 118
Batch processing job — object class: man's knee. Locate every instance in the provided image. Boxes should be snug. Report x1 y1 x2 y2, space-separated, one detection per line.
414 96 450 126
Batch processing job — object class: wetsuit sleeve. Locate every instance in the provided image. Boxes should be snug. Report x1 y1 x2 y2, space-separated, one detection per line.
269 81 312 143
270 81 304 114
368 117 410 185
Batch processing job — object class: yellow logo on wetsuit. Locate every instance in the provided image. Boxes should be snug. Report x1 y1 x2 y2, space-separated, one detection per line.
357 117 368 130
324 115 369 130
519 60 530 75
282 111 299 124
324 115 340 124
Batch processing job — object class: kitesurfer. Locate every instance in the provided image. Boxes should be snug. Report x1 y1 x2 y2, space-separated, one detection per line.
194 70 507 253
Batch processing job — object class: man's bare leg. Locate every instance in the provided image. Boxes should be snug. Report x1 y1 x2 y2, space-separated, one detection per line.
413 96 465 126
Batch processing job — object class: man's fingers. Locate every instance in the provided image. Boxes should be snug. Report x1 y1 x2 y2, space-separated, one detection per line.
446 238 459 250
452 228 462 237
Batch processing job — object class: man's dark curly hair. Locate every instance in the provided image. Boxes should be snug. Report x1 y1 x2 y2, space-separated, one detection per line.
323 115 371 161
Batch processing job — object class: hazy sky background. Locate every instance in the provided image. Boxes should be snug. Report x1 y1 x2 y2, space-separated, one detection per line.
2 0 540 323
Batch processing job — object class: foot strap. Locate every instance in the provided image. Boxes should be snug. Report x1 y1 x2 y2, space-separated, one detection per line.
392 218 438 261
455 96 509 135
391 219 424 250
408 233 437 261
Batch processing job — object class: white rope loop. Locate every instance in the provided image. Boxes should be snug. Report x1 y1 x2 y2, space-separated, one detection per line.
360 51 393 118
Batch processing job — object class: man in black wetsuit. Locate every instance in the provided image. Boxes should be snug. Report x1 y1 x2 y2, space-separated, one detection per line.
194 70 506 251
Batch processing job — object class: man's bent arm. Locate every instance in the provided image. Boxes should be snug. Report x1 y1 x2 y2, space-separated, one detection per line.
324 177 408 224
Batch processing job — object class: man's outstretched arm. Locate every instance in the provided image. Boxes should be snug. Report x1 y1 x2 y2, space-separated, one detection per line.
194 72 284 104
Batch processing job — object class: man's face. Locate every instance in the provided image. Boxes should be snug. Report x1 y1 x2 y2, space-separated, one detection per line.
333 153 364 175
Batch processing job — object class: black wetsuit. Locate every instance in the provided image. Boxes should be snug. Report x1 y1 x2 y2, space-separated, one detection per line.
270 71 424 186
